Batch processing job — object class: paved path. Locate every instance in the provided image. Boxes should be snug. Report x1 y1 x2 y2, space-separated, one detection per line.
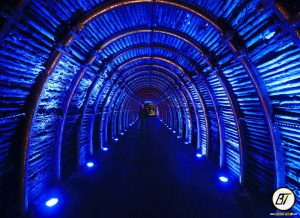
30 117 272 218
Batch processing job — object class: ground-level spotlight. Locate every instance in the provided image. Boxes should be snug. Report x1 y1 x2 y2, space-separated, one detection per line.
196 153 202 158
86 162 94 168
102 147 109 151
114 138 119 142
169 127 172 130
45 198 59 207
177 135 181 138
120 132 124 135
173 130 176 134
219 176 229 183
184 141 189 144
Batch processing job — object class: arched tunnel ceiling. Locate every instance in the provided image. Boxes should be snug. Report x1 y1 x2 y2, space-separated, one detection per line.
0 0 300 214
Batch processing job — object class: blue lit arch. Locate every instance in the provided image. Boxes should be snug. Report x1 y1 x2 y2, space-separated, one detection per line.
1 0 299 213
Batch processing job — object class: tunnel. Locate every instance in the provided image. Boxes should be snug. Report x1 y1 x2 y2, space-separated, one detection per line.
0 0 299 217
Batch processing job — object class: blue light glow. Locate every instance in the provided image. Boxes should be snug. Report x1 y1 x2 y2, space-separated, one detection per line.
102 147 108 151
120 132 124 135
173 130 176 133
219 176 229 183
196 153 202 158
114 138 119 141
45 198 58 207
86 162 94 167
265 31 275 39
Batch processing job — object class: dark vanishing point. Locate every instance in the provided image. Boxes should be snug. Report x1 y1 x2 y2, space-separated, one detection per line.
0 0 299 217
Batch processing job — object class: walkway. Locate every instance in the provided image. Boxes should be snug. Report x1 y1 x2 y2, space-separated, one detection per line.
29 117 272 218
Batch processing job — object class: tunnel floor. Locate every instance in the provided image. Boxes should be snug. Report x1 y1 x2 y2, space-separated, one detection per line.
29 117 273 218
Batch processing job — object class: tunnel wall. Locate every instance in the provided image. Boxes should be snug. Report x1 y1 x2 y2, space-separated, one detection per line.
0 0 299 215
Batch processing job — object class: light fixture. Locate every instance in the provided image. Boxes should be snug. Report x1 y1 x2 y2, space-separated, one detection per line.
86 162 94 167
114 138 119 142
102 147 108 151
196 153 202 158
120 132 124 135
219 176 229 183
184 141 189 144
45 198 58 207
173 130 176 133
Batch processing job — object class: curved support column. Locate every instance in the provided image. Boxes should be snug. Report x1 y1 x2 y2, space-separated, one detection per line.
201 77 224 166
